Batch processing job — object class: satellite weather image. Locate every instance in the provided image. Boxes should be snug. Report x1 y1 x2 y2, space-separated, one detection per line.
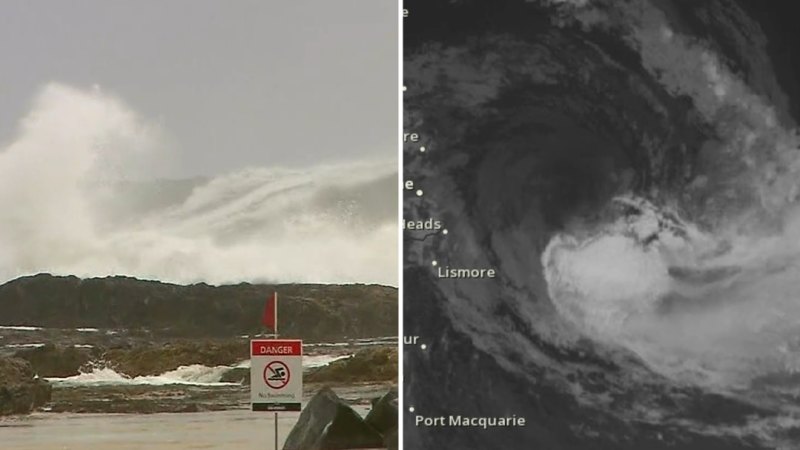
404 1 800 449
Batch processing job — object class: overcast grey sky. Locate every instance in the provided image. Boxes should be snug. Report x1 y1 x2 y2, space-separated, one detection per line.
0 0 398 178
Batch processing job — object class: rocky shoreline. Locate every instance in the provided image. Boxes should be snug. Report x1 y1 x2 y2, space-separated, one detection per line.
11 342 397 380
0 274 397 341
307 347 397 383
12 341 250 378
0 345 397 416
0 274 398 419
0 357 51 415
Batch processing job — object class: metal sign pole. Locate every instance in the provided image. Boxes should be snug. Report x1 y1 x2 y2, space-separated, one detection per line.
274 292 279 450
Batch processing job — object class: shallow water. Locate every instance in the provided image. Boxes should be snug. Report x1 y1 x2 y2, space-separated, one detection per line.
0 407 368 450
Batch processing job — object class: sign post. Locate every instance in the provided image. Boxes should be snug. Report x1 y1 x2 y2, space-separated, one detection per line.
251 338 303 449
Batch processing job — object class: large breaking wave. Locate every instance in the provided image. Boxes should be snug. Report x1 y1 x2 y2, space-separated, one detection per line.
0 83 397 286
47 354 352 387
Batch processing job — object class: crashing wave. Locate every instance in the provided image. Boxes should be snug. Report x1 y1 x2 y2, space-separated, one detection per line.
53 353 355 387
47 365 236 387
0 83 397 286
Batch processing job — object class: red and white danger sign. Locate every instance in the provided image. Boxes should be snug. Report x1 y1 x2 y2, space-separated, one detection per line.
250 339 303 412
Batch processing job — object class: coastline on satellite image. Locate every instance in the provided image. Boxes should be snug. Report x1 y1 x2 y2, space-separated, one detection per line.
403 1 800 449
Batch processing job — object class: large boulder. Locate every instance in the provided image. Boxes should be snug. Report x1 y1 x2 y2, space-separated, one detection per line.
219 367 250 385
306 347 397 383
0 357 52 415
365 389 398 436
103 341 248 377
14 341 248 379
283 387 384 450
15 341 250 378
14 343 99 377
384 428 398 450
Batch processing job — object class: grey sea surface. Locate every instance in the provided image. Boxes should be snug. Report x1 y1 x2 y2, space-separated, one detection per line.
0 404 373 449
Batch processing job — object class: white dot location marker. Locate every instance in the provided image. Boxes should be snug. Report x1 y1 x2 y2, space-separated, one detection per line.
432 260 438 267
419 146 426 152
403 85 407 91
420 344 427 350
442 229 448 235
409 406 415 413
416 189 423 197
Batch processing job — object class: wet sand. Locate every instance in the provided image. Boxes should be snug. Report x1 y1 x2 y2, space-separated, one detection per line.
0 408 371 450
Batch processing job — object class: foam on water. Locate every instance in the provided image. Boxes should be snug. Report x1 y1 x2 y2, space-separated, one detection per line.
4 343 45 348
235 353 353 370
0 326 42 331
48 365 237 387
303 353 353 368
53 352 356 387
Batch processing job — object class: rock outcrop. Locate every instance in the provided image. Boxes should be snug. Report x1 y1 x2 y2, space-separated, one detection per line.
306 347 397 383
0 357 52 415
219 366 250 385
282 387 385 450
14 344 99 378
102 341 247 377
0 274 397 342
365 389 398 436
15 342 399 383
14 341 247 378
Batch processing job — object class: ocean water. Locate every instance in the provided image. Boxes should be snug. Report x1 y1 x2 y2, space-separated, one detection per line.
0 395 383 449
0 410 307 450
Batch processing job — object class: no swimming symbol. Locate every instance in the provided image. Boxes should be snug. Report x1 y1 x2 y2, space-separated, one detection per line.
263 361 291 389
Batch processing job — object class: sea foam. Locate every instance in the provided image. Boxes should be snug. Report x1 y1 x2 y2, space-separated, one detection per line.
0 83 397 286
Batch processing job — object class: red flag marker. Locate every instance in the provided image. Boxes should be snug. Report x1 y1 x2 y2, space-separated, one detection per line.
262 292 278 335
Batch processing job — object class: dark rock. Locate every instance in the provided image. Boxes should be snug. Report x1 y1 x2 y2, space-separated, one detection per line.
306 347 397 383
103 341 248 377
0 274 397 342
14 343 99 377
365 389 398 435
316 405 385 450
219 367 250 385
384 428 398 450
15 341 250 379
283 387 384 450
0 357 52 415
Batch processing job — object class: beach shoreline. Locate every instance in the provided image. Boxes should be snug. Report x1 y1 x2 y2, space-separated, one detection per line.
0 409 313 450
0 381 395 450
